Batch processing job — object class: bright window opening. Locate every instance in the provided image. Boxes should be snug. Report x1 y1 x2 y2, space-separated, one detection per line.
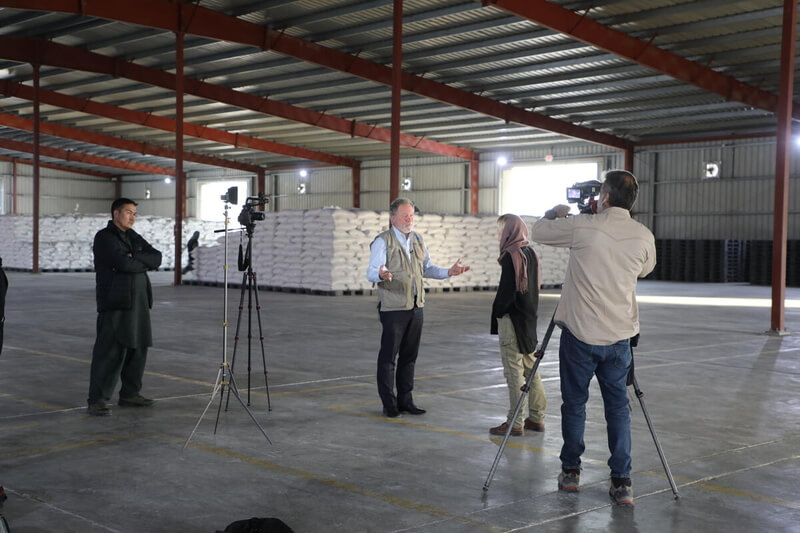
199 180 250 222
499 161 600 216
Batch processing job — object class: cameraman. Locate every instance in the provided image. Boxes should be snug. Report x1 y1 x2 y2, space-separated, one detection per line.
531 170 656 506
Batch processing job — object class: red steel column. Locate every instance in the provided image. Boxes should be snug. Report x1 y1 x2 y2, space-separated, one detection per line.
257 168 265 209
770 0 797 333
625 146 634 173
174 28 185 285
469 154 479 214
32 64 40 274
12 160 17 214
352 162 361 208
114 177 121 199
389 0 402 202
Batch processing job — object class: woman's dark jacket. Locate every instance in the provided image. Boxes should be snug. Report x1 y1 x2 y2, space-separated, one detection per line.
491 246 539 354
94 221 162 312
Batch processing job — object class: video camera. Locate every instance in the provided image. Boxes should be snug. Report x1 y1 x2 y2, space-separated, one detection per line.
566 179 602 214
238 192 269 228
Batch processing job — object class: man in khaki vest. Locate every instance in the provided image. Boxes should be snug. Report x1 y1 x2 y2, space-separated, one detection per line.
367 198 470 417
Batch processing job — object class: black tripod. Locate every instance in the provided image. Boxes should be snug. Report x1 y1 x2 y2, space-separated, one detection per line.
225 223 271 411
629 334 680 499
483 309 557 491
483 312 680 499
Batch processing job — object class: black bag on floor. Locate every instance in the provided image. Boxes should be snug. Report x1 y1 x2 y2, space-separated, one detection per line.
217 517 294 533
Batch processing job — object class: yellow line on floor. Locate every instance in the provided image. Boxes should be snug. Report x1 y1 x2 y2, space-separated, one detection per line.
165 435 504 533
0 434 146 460
0 392 61 410
326 405 611 467
3 344 217 387
669 455 800 509
0 422 39 432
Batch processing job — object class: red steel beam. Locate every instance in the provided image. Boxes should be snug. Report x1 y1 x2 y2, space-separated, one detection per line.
0 35 472 161
0 1 630 150
0 112 262 173
0 138 176 175
770 0 797 333
481 0 800 120
0 154 115 178
390 0 402 201
0 80 355 168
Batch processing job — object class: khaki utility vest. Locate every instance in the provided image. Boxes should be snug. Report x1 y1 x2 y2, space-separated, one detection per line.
375 228 427 311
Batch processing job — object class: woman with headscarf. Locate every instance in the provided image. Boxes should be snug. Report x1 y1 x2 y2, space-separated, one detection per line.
489 214 546 436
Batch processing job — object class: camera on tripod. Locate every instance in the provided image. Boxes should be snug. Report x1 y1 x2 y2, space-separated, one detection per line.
566 179 602 214
238 193 269 228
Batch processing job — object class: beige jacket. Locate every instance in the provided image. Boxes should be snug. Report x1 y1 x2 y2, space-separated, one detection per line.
532 207 656 345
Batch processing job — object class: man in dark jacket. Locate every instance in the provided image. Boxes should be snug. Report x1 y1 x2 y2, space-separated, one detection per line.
87 198 162 416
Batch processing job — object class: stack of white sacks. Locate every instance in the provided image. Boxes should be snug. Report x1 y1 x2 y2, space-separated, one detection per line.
0 214 219 271
193 208 570 292
0 210 570 287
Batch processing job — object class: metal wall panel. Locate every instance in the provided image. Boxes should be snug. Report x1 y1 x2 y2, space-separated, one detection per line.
644 139 799 239
121 176 194 217
3 171 115 215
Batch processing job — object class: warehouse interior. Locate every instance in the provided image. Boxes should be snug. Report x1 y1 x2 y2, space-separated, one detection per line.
1 1 799 532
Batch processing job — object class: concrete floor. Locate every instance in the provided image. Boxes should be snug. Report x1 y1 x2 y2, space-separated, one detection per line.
0 271 798 532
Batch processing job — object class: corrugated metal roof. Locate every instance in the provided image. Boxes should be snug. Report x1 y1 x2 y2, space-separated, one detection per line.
0 0 794 177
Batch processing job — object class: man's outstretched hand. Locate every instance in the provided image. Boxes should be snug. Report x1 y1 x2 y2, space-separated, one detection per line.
448 258 470 277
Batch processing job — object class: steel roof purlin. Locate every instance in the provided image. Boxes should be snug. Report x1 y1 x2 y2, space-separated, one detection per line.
480 0 796 120
0 0 632 150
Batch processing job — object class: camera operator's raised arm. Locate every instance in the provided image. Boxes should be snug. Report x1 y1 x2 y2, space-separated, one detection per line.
543 204 571 220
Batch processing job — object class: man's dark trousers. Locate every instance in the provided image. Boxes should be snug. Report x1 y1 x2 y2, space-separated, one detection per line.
377 306 423 410
88 315 148 403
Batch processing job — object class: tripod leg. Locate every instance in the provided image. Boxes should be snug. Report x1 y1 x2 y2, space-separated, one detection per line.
183 365 226 450
227 371 273 444
631 373 680 499
246 268 254 406
250 271 271 411
483 311 558 492
225 271 248 411
214 361 231 434
483 353 544 491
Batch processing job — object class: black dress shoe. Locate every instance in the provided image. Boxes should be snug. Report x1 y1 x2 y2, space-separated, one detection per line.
398 404 426 415
383 405 400 418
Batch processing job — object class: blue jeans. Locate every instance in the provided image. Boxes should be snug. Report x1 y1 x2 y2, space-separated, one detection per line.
558 327 632 479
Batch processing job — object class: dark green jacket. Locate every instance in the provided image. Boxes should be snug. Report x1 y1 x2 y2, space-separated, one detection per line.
93 221 162 313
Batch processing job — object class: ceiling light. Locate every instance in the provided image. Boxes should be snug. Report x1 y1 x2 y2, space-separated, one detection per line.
164 177 172 184
299 169 308 178
496 156 508 167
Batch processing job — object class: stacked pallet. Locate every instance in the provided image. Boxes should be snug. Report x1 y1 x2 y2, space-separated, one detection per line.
0 214 219 271
193 208 570 292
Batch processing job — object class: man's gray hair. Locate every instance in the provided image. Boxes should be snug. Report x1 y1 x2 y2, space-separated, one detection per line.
389 197 415 216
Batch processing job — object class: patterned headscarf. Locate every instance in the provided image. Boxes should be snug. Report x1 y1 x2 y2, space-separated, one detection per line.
497 214 529 293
